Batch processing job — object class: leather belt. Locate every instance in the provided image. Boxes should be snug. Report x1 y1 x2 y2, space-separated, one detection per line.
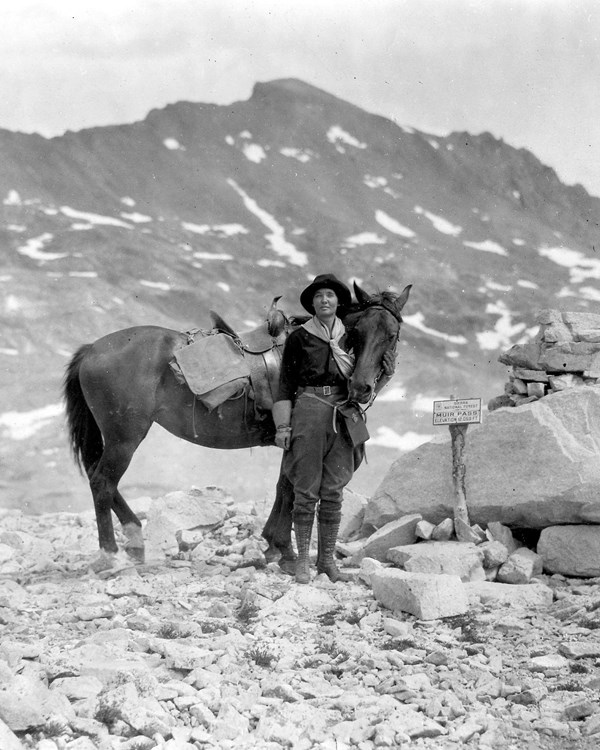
297 385 347 397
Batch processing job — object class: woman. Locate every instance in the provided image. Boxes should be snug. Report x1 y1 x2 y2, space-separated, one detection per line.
272 273 392 584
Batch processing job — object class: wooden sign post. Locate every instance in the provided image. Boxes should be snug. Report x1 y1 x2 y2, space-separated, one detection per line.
432 397 482 542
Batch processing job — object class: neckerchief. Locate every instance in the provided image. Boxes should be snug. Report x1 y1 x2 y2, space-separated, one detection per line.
302 315 355 378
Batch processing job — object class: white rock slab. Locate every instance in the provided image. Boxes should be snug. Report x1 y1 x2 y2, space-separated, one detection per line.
371 569 468 620
387 541 486 582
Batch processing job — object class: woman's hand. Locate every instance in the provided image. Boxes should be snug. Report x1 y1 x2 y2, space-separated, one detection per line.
272 400 292 450
382 350 396 377
275 427 291 450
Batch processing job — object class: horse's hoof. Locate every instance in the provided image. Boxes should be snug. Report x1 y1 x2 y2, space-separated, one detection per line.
263 543 280 564
278 558 297 576
125 546 146 565
89 550 120 573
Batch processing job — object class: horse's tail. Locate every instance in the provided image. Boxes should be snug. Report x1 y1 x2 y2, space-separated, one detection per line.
63 345 103 475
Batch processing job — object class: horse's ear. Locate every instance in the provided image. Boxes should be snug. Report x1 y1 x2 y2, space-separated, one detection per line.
353 281 371 306
209 310 237 338
395 284 412 313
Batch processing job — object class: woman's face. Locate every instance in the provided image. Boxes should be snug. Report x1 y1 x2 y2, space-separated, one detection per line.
313 288 339 320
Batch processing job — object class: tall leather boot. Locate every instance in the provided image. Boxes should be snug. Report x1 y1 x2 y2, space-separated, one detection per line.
293 518 314 584
316 518 351 582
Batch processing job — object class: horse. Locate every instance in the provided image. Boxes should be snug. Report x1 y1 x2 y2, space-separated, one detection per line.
63 281 412 565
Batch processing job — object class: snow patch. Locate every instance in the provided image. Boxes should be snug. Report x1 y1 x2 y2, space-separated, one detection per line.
3 190 21 206
375 210 415 238
183 222 248 237
7 225 26 232
257 259 286 268
243 143 267 164
463 239 508 257
517 279 539 289
578 287 600 302
427 139 440 150
0 403 63 441
404 312 468 345
69 271 98 278
539 245 600 284
484 281 512 292
327 125 367 153
217 282 230 292
121 212 152 223
280 147 312 163
370 426 433 451
227 179 307 267
375 385 407 402
344 232 387 248
163 138 185 151
17 233 68 262
512 238 526 246
193 252 233 261
364 175 388 189
60 206 132 229
476 300 527 351
140 280 171 291
414 206 462 237
0 348 18 356
121 196 136 206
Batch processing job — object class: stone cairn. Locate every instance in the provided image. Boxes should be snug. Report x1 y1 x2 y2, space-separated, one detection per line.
488 309 600 411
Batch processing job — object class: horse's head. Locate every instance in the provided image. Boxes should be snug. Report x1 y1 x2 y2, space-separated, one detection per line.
343 281 412 404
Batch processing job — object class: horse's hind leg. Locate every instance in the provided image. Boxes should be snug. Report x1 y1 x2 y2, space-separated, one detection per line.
262 461 296 575
89 437 144 560
112 491 145 563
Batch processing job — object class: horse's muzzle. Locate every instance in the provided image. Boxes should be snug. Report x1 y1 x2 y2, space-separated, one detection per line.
348 382 373 404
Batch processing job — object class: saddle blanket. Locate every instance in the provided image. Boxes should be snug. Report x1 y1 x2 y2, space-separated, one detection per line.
172 333 251 409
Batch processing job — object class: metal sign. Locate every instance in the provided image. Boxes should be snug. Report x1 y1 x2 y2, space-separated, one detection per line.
433 398 482 426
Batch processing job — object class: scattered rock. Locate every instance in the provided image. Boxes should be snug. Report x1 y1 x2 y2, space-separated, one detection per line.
0 488 598 749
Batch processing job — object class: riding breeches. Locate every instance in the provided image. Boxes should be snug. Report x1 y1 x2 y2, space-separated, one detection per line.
283 394 354 524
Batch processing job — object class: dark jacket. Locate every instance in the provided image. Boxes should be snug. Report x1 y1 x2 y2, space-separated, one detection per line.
277 327 348 401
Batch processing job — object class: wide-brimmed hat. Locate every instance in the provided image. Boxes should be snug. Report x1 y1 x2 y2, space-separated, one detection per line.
300 273 352 314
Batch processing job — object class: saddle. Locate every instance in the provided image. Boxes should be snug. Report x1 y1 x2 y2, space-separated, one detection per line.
170 297 288 414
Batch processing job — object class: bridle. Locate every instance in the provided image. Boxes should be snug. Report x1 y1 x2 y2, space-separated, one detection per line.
351 301 403 411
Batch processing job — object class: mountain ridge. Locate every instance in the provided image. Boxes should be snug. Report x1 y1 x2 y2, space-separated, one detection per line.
1 77 599 513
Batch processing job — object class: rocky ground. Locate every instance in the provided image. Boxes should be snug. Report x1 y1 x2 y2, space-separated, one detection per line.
1 494 600 750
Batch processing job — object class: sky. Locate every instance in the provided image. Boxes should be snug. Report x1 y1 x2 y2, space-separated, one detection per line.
2 0 600 197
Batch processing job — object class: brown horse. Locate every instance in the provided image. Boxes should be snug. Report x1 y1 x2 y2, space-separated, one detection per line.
63 281 411 563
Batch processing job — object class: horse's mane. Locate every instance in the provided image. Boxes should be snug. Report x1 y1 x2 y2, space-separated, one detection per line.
345 289 404 323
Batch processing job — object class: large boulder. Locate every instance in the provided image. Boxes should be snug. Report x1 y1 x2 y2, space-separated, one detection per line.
364 388 600 531
537 525 600 577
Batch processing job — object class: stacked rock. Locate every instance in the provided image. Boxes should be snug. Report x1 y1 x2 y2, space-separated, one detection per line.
489 309 600 411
